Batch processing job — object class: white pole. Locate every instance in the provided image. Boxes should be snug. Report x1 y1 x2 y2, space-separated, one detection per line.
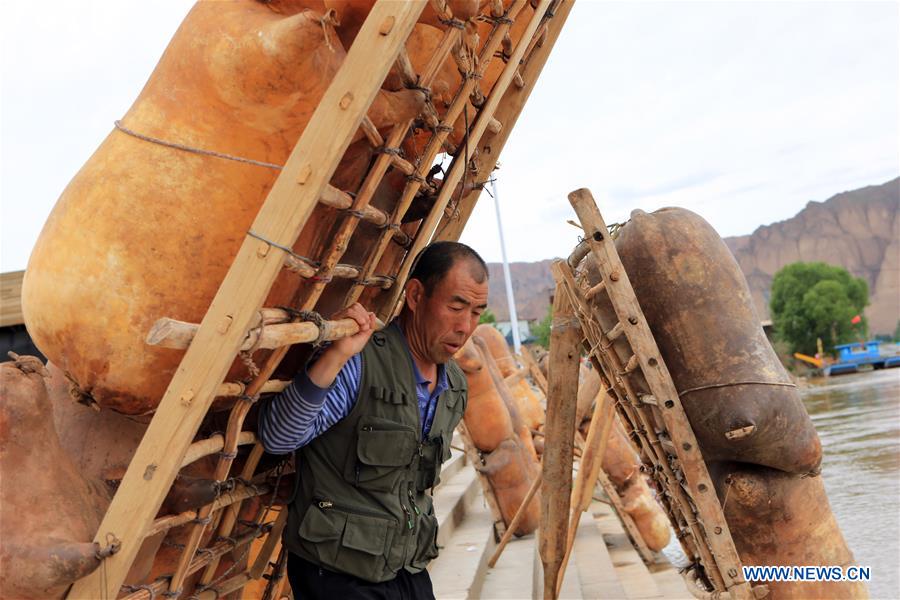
491 175 522 355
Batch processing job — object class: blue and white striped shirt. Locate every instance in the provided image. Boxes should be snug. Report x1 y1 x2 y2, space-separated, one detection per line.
257 323 449 455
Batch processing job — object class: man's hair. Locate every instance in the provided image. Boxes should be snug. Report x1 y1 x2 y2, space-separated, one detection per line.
409 241 488 295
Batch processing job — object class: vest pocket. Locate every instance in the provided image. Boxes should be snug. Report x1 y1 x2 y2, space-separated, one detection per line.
415 437 442 491
298 501 399 582
410 506 440 570
348 416 417 492
441 389 466 463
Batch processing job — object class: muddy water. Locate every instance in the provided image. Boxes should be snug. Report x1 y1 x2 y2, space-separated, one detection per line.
803 369 900 599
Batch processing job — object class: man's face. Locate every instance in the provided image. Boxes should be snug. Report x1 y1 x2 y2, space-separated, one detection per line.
406 260 489 364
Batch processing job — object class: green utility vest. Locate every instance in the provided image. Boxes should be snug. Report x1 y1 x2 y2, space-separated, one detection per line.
284 325 468 583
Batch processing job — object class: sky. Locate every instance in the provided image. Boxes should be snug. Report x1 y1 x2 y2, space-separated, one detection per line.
1 0 898 271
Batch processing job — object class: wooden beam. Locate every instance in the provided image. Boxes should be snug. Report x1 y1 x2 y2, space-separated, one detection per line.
0 270 25 327
539 271 580 600
521 345 549 396
595 470 655 565
556 395 615 596
65 3 427 597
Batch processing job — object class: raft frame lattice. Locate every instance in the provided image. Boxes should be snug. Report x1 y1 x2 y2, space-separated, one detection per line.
67 1 572 598
555 188 766 600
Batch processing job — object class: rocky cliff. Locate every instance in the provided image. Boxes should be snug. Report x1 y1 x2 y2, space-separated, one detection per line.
486 260 555 322
488 178 899 334
725 178 898 334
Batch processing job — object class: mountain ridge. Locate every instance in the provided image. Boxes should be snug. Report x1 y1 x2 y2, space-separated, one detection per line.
486 178 899 334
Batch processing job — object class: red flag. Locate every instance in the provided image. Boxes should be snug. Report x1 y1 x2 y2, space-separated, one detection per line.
851 314 862 325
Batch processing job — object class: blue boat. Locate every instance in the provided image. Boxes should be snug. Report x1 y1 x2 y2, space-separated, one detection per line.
823 340 900 376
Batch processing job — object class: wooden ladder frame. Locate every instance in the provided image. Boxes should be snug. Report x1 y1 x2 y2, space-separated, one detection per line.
67 1 573 598
552 188 760 600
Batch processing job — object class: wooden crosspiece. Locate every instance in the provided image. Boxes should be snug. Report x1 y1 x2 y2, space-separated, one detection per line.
555 187 759 600
67 1 573 597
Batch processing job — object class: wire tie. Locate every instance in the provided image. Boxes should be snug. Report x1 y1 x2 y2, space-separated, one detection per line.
123 584 157 600
374 145 402 156
114 120 282 170
439 16 466 29
238 393 260 405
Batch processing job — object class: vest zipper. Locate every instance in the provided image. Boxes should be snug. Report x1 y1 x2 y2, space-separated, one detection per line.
316 499 392 521
401 503 413 530
407 487 420 516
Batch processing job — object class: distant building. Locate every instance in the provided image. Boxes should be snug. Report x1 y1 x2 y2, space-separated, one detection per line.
495 320 534 346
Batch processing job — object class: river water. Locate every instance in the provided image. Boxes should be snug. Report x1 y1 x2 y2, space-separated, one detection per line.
803 369 900 599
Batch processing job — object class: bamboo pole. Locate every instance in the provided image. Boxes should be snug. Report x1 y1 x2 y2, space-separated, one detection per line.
120 529 264 600
216 379 289 397
146 315 372 351
250 509 289 579
555 395 615 596
180 432 256 469
191 572 252 600
66 4 427 597
144 480 270 538
200 443 266 583
282 254 399 286
539 273 580 600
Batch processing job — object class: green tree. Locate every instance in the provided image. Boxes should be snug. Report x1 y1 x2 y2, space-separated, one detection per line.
769 262 869 355
478 308 497 325
894 320 900 342
531 304 553 349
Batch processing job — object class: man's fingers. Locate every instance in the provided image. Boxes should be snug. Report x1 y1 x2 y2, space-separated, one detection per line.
358 311 376 333
341 302 375 333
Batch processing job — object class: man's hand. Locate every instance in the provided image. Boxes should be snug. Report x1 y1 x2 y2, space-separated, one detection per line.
307 303 376 388
331 302 377 359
